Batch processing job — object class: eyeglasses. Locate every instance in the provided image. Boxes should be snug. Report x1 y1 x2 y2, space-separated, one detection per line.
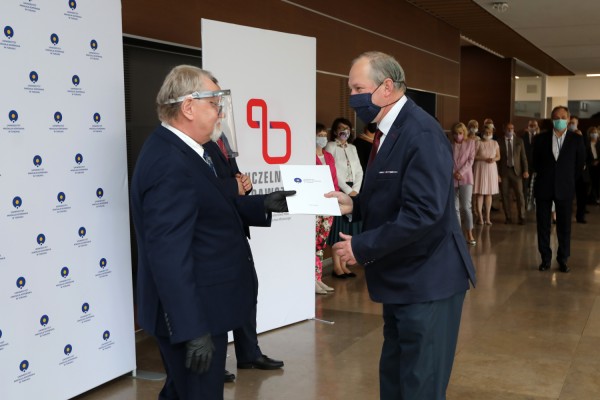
164 89 229 115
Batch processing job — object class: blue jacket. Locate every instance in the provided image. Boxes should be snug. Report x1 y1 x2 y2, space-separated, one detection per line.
130 125 270 343
351 98 476 304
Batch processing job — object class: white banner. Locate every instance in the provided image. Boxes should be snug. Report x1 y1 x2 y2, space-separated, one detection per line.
202 19 316 333
0 1 136 399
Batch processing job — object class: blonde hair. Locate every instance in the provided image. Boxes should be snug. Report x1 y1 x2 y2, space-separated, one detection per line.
156 65 216 122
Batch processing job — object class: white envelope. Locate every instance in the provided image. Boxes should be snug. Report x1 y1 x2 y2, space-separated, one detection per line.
279 165 341 216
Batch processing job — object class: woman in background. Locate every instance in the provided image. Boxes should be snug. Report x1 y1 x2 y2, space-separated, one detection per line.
325 117 363 278
451 122 477 245
473 125 500 225
315 123 338 294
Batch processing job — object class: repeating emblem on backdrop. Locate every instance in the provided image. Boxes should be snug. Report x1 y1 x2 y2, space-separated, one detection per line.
90 112 105 133
29 154 47 177
25 70 44 94
77 302 95 324
71 153 88 175
2 25 20 50
65 0 82 21
60 343 78 366
8 195 28 220
46 33 64 56
4 110 24 134
36 313 55 338
75 226 91 248
96 257 111 279
67 74 85 96
53 191 71 214
32 232 51 256
94 187 108 208
50 111 67 133
57 266 74 289
11 276 32 301
87 39 102 60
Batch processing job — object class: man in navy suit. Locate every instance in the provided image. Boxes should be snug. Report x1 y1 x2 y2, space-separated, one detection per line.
534 106 585 273
130 65 292 399
327 52 476 399
203 136 284 382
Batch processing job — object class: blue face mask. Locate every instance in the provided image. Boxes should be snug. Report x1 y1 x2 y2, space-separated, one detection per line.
349 83 383 124
553 119 568 131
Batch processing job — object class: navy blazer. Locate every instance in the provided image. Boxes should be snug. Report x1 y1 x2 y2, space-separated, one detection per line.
130 125 270 344
351 98 476 304
533 130 585 201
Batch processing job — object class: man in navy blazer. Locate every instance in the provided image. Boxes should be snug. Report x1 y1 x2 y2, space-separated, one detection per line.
327 52 476 399
534 106 585 273
130 65 292 399
204 137 285 381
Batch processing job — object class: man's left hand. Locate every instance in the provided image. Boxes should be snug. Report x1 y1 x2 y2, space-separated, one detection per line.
523 172 529 179
333 232 357 265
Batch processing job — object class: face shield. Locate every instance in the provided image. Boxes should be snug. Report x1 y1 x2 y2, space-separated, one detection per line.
165 89 239 157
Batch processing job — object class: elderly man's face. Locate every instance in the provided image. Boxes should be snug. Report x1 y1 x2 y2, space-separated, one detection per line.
184 77 221 144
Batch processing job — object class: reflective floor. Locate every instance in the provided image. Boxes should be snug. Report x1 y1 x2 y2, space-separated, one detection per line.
76 206 600 399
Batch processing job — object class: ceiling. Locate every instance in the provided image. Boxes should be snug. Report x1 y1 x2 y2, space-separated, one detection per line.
406 0 600 77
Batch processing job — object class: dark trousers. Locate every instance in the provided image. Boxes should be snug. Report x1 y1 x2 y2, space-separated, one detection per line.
156 333 228 400
575 175 588 220
536 198 572 264
500 168 526 221
590 164 600 203
233 304 262 362
379 291 465 400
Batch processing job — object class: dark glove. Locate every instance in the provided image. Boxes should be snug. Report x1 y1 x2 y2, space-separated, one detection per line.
185 334 215 374
264 190 296 213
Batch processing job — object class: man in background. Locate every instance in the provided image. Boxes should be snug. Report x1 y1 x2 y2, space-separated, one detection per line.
498 122 529 224
204 133 285 383
534 106 585 273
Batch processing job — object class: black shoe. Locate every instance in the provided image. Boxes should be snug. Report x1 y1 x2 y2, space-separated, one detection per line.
345 272 357 278
538 262 550 271
224 369 236 383
237 355 284 370
558 263 570 273
332 271 347 279
505 219 512 224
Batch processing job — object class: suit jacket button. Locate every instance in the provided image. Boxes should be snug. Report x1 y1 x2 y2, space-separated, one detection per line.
248 256 252 261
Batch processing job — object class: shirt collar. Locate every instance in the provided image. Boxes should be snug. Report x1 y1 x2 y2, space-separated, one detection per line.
162 121 205 158
377 94 408 135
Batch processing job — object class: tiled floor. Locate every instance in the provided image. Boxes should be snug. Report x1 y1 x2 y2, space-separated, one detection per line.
75 206 600 399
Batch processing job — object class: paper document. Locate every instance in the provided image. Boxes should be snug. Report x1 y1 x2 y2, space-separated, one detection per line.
279 165 341 215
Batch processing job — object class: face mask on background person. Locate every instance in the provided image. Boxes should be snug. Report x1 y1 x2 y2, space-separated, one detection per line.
470 128 478 134
505 130 514 138
337 130 350 141
454 133 464 143
528 127 537 134
590 132 599 140
553 119 568 131
483 134 493 141
316 137 328 148
569 123 577 131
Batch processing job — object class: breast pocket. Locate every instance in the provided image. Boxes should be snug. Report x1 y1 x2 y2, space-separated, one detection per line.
375 170 399 181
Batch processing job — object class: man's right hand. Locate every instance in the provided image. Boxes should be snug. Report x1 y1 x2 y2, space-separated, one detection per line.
185 334 215 374
325 191 353 215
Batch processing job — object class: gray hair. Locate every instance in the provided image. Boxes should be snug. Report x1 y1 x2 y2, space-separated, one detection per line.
156 65 216 122
354 51 406 92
